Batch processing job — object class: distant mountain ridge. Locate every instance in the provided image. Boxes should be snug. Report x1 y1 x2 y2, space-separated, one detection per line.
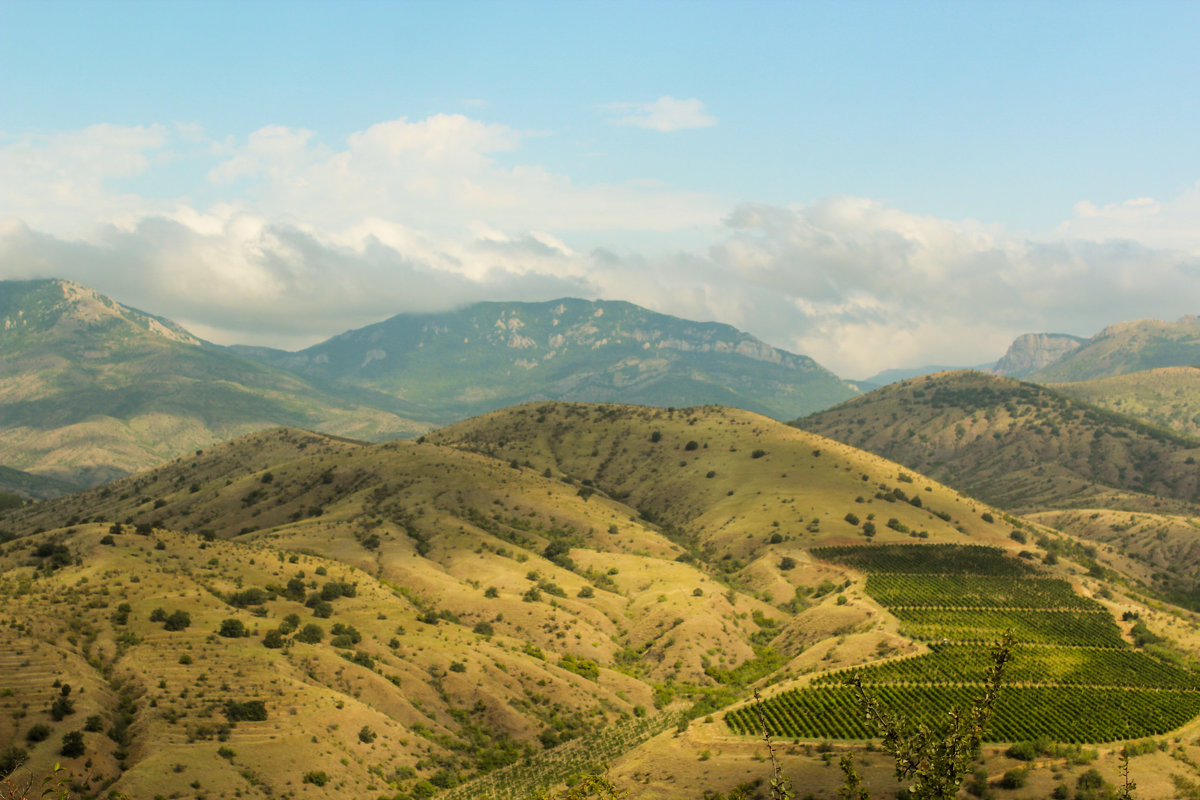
0 278 422 485
989 333 1086 378
0 281 858 484
236 298 859 423
1031 316 1200 382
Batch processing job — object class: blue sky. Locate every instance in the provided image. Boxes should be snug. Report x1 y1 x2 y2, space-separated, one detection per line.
2 0 1199 376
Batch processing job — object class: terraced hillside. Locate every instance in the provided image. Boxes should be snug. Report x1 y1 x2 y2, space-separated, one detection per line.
795 370 1200 513
728 544 1200 743
1 404 1196 799
0 405 1025 798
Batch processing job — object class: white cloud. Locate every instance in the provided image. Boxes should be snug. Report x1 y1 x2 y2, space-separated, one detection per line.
605 96 718 132
3 117 1200 379
0 124 171 235
1053 180 1200 253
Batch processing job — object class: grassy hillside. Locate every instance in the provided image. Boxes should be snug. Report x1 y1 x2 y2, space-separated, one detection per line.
1032 316 1200 382
0 279 424 486
794 370 1200 514
1052 366 1200 438
240 298 859 423
0 463 79 499
1 405 1196 799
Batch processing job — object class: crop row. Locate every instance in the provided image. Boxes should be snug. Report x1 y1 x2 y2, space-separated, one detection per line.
891 608 1127 647
441 711 682 800
725 685 1200 743
814 644 1200 690
864 575 1103 611
811 544 1036 576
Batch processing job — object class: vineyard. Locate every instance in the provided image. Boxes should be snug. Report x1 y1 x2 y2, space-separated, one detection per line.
864 574 1103 610
726 544 1200 743
725 685 1200 743
810 544 1037 576
441 711 682 800
890 607 1128 646
814 644 1200 690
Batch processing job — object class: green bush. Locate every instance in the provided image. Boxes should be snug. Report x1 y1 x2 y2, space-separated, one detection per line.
218 618 248 638
295 624 324 644
59 731 85 758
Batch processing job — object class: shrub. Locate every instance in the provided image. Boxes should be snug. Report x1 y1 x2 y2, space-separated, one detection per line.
0 745 26 776
163 610 191 631
25 724 51 742
49 696 75 720
751 449 767 458
218 618 248 638
223 700 267 722
844 512 860 526
650 431 662 443
999 768 1027 789
779 557 796 571
685 440 699 451
295 624 324 644
59 731 85 758
262 630 285 649
473 621 494 636
302 771 329 786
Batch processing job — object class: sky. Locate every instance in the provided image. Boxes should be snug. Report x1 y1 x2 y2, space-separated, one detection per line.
1 0 1199 379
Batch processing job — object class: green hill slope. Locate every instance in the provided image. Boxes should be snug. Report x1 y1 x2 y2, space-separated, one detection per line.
793 370 1200 514
1051 366 1200 437
237 298 859 423
1032 316 1200 382
0 279 424 485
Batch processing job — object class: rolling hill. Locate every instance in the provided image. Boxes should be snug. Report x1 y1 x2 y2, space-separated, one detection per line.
793 370 1200 514
0 403 1195 799
0 279 424 486
235 298 860 424
1051 366 1200 438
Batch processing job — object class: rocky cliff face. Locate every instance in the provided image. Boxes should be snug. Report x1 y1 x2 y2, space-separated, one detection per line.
989 333 1085 378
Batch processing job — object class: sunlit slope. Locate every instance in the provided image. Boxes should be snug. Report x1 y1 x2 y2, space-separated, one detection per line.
795 370 1200 514
3 403 1196 798
428 402 1016 556
1052 366 1200 438
0 414 928 797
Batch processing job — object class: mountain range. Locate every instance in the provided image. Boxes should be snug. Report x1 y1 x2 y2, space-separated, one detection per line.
0 280 858 493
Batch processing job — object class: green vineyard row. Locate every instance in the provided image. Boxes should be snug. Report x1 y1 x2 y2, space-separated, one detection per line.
812 544 1036 576
865 574 1103 611
814 644 1200 690
726 685 1200 743
891 608 1127 647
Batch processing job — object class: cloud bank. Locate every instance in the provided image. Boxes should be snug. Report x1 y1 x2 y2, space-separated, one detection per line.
2 117 1199 377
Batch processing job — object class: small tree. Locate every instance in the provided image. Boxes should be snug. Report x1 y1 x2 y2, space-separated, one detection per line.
218 618 248 638
59 730 85 758
841 631 1014 800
